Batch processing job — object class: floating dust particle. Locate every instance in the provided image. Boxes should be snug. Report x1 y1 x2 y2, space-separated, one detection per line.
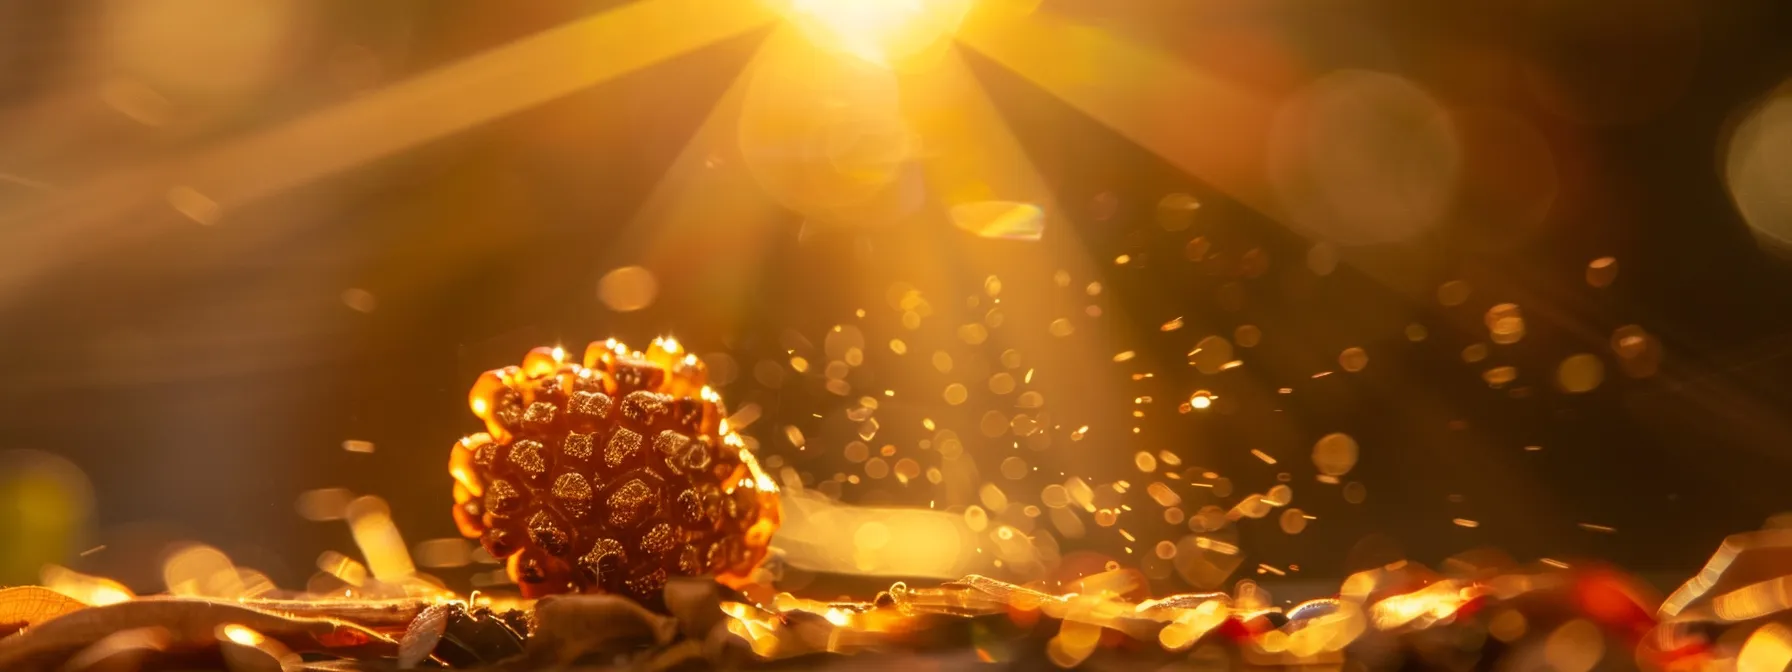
1010 414 1038 436
754 359 785 388
1165 507 1186 524
341 440 374 454
1086 305 1103 318
1307 243 1339 276
1115 254 1132 265
1135 452 1158 472
1339 347 1368 372
1544 620 1605 672
865 458 890 479
340 289 377 313
980 411 1009 437
1462 343 1489 363
1001 349 1023 369
1147 482 1181 507
1086 282 1102 296
1000 456 1029 480
1211 477 1233 498
1070 426 1089 441
1025 369 1036 384
825 325 865 360
943 383 968 405
1158 193 1201 231
932 351 954 373
1250 449 1277 465
1155 540 1179 559
597 266 658 312
1159 451 1182 466
1240 248 1270 278
1053 270 1071 287
1405 323 1429 342
926 467 943 484
1191 506 1227 532
1190 391 1214 409
167 185 221 225
980 483 1009 512
890 339 908 355
1611 325 1662 377
1578 523 1616 534
1453 518 1480 528
950 201 1046 241
1279 508 1309 534
1113 350 1136 363
1483 366 1519 386
958 323 990 345
1042 484 1071 508
1437 280 1471 307
784 426 805 448
1268 484 1293 505
964 505 989 532
1234 325 1262 348
789 356 810 373
1586 256 1619 288
879 444 896 457
1228 495 1272 520
844 441 869 463
1485 303 1526 344
988 373 1016 395
1313 433 1360 476
1343 481 1367 504
1017 391 1044 408
1185 236 1212 261
1095 509 1119 527
1162 317 1184 332
985 275 1003 297
727 403 763 429
1189 335 1235 374
1316 474 1339 484
1049 318 1075 337
413 538 473 569
1557 353 1606 393
1487 609 1528 643
296 488 354 521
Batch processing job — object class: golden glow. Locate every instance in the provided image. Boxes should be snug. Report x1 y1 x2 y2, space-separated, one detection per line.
220 624 263 646
775 0 972 68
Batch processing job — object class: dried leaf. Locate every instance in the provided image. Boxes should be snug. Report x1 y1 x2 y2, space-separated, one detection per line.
0 586 88 632
0 597 397 670
395 603 450 669
523 594 677 666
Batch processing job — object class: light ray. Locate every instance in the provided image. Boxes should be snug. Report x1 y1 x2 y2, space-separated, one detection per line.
955 7 1284 222
597 40 790 323
183 0 777 207
0 0 775 303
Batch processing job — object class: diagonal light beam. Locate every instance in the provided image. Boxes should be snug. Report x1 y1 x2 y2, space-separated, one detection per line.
954 6 1286 225
185 0 777 207
0 0 775 302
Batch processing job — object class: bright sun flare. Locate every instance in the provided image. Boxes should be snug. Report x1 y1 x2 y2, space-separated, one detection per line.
783 0 972 67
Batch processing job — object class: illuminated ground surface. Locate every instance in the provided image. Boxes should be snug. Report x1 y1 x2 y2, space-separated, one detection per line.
4 0 1792 669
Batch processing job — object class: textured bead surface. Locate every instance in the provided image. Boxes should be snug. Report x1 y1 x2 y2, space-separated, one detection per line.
449 339 779 603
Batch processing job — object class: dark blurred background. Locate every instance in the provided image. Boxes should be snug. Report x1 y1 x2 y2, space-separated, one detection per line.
2 0 1792 601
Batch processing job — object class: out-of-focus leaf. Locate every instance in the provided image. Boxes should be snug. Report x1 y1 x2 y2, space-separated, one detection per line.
0 586 88 633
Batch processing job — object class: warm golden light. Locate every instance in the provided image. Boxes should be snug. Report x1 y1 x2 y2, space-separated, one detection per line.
776 0 972 67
